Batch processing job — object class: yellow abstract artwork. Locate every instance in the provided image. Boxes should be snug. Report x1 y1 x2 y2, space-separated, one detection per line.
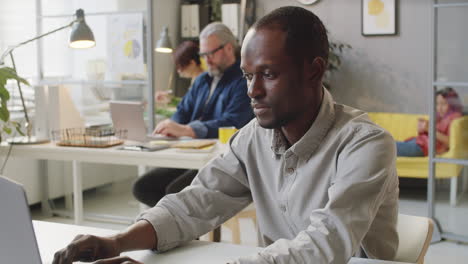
368 0 384 15
362 0 396 36
375 10 390 28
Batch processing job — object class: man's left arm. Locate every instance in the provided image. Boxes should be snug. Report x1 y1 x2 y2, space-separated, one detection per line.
135 128 254 252
188 78 253 138
234 128 399 264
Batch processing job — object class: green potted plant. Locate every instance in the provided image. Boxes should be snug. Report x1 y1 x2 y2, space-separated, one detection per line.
155 94 182 119
325 40 352 89
0 66 28 141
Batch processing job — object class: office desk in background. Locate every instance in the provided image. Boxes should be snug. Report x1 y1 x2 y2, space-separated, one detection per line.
35 221 411 264
1 142 220 225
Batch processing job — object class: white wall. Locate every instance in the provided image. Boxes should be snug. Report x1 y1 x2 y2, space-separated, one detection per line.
0 0 37 76
256 0 432 114
152 0 181 94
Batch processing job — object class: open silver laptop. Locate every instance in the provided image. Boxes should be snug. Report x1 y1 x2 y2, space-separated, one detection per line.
109 101 181 149
110 101 183 151
0 176 46 264
109 101 160 142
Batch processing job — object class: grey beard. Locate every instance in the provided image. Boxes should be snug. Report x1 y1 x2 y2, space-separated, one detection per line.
208 67 222 77
207 62 229 77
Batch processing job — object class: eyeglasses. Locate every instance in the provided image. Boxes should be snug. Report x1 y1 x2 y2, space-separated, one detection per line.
198 44 225 59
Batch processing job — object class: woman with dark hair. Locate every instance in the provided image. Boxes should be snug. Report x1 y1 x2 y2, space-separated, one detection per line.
155 40 204 105
173 40 204 84
396 87 463 156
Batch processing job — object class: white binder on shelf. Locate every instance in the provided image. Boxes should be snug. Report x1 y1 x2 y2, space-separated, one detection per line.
190 4 200 37
181 4 200 38
222 3 240 39
181 4 192 38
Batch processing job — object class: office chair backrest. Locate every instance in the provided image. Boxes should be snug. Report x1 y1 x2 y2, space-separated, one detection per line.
394 213 434 264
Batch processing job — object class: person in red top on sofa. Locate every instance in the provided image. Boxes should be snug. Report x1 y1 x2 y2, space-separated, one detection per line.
396 87 463 157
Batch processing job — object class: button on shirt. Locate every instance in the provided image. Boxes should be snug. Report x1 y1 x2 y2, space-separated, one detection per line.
138 89 399 264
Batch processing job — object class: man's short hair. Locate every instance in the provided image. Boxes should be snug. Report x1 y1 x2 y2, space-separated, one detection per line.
200 22 239 53
253 6 329 66
173 40 201 69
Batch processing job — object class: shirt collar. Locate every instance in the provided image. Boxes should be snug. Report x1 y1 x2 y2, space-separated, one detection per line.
271 88 336 160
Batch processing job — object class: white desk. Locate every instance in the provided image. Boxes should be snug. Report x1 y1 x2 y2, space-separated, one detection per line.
34 221 411 264
2 142 217 169
2 142 219 224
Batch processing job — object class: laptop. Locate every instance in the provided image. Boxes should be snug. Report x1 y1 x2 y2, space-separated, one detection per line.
109 101 167 142
109 101 181 151
0 176 47 264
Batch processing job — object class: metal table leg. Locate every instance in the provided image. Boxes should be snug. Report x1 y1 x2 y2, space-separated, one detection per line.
138 165 150 212
39 159 52 217
72 160 83 224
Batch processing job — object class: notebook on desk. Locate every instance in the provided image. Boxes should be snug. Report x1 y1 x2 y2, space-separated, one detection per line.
0 176 49 264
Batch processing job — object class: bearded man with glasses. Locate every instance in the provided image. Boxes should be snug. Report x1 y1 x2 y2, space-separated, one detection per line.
132 22 254 216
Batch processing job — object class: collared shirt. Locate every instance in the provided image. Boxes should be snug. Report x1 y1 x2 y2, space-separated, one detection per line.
138 89 399 264
171 60 254 138
206 75 222 102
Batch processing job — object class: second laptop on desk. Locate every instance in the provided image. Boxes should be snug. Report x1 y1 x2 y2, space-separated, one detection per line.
109 101 217 152
109 101 176 142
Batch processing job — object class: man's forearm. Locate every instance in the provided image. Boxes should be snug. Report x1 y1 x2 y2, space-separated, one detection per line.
113 220 158 252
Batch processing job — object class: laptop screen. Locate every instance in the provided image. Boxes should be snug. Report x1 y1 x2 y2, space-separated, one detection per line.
109 101 149 142
0 176 43 264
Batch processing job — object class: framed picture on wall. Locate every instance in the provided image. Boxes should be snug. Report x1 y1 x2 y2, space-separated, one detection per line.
362 0 397 36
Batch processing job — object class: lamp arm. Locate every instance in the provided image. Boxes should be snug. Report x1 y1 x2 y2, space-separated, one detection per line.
0 17 78 138
0 20 77 65
9 52 31 136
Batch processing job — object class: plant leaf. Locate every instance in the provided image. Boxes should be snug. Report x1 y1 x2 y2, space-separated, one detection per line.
0 103 9 122
0 67 29 86
0 66 29 139
3 126 11 134
14 122 25 136
0 86 10 101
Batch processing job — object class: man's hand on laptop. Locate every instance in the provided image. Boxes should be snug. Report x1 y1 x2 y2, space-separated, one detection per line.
154 119 196 138
52 234 132 264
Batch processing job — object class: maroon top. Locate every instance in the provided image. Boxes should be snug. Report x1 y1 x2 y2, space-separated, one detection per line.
411 112 462 156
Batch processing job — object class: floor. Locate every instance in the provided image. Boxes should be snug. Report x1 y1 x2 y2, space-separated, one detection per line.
31 178 468 263
398 182 468 264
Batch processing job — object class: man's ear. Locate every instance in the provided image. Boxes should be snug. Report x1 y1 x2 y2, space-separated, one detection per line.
225 42 234 55
304 57 327 81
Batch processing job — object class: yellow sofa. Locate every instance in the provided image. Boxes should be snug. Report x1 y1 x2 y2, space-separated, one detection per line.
368 112 468 205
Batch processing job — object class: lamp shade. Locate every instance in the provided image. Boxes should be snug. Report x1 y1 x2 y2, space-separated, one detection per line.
69 9 95 49
155 26 172 53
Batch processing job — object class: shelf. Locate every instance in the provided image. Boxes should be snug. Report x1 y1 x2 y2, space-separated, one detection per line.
35 0 156 130
433 157 468 166
37 79 148 87
429 0 468 244
39 10 146 19
434 3 468 8
433 81 468 88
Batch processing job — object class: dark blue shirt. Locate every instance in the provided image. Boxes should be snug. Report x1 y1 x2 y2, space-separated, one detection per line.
171 60 254 138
